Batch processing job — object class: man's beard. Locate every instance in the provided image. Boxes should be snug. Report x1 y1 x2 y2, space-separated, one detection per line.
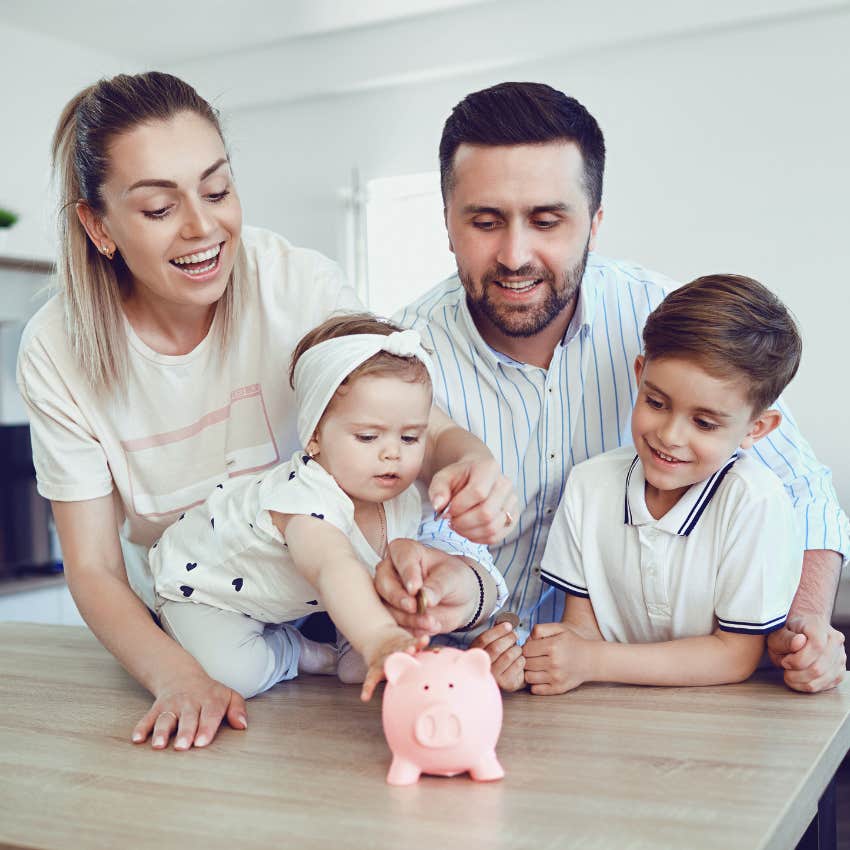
459 241 590 338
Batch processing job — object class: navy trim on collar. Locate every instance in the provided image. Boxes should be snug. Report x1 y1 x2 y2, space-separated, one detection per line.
624 453 740 537
676 455 739 536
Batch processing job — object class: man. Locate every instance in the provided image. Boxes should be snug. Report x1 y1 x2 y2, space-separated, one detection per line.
376 81 848 693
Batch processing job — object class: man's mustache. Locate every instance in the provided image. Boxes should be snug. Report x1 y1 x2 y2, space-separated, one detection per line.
482 264 553 284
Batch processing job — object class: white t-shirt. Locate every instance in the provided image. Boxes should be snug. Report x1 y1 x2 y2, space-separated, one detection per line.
150 450 421 624
540 446 803 643
17 227 361 608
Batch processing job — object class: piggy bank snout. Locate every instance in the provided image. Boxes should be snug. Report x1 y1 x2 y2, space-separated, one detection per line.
413 704 462 749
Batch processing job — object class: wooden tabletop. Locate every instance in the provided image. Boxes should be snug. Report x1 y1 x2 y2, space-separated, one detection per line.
1 623 848 850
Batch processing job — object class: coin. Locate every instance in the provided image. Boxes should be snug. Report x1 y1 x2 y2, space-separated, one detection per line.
494 611 520 629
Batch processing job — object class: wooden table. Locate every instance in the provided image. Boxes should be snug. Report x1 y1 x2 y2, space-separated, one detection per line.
1 624 848 850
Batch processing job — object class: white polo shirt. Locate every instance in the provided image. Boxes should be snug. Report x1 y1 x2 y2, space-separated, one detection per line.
540 446 803 643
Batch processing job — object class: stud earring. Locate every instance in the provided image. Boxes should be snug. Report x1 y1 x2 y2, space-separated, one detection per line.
100 244 115 260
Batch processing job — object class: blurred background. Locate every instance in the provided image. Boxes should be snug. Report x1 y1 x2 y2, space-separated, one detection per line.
0 0 848 623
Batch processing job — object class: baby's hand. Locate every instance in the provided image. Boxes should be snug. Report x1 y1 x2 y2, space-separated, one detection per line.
360 629 429 702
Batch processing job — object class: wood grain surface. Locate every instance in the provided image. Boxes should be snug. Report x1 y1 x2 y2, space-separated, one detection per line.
1 623 848 850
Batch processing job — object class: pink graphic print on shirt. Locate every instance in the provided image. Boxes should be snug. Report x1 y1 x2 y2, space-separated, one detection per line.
121 384 279 518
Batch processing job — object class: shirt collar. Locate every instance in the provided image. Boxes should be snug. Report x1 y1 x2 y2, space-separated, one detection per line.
624 453 740 537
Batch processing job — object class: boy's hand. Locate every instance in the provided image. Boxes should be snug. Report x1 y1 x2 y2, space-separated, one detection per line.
428 457 517 545
470 620 525 691
360 628 429 702
523 623 595 695
767 614 846 693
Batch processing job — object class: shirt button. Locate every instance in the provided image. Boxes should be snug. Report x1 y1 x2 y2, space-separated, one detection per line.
549 452 557 460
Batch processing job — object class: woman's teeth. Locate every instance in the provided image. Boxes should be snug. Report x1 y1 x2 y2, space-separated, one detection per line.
652 447 682 463
172 244 221 265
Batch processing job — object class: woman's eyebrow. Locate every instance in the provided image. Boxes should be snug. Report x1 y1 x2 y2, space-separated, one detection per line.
125 158 228 194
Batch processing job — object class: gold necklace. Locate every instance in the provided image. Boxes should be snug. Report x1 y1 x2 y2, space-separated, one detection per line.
377 503 387 558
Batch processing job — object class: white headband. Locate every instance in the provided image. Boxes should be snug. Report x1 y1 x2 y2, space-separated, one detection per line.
294 329 435 448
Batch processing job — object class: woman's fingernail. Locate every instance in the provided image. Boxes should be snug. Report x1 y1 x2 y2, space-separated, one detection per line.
132 732 143 742
238 715 248 729
175 737 189 750
154 736 165 748
194 735 208 748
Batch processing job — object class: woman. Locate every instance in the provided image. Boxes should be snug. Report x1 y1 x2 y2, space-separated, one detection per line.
17 72 513 751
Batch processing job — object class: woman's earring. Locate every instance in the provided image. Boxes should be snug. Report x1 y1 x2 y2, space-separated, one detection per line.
100 243 115 260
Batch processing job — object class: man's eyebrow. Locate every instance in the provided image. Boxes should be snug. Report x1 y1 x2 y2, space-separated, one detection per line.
461 202 571 216
126 158 229 193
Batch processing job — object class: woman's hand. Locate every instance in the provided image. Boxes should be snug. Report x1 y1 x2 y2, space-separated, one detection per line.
132 670 247 749
374 540 489 635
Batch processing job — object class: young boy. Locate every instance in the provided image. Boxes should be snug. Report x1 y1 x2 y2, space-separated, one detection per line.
527 274 804 694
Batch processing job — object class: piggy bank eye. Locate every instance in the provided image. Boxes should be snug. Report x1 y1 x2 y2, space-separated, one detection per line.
448 683 454 688
423 684 429 691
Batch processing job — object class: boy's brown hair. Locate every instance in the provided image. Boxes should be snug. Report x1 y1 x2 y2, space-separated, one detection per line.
642 275 802 414
289 312 432 393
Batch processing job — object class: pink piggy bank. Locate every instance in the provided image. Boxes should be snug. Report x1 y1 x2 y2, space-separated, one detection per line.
381 647 504 785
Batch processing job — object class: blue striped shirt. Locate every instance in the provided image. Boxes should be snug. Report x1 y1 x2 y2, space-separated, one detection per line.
396 253 850 640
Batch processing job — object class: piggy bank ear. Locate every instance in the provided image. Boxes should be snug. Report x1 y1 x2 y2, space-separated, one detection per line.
384 652 421 684
459 648 492 677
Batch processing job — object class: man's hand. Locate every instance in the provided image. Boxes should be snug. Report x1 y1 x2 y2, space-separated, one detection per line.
522 622 595 695
767 614 846 692
470 621 525 691
428 457 517 545
374 539 481 635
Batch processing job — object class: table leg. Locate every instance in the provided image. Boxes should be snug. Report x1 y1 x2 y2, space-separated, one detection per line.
796 775 837 850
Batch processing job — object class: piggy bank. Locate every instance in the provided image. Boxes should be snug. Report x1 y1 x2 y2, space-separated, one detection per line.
381 647 504 785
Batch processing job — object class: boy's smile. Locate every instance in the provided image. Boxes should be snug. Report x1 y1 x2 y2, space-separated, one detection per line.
631 355 779 518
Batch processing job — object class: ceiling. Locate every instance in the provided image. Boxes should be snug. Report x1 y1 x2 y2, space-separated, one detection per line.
0 0 492 63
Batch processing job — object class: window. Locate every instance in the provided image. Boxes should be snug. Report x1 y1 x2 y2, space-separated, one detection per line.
348 171 456 318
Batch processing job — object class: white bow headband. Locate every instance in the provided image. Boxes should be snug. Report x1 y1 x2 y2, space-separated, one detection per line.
294 329 435 448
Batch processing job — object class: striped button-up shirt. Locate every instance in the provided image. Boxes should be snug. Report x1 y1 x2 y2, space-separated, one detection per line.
396 253 849 640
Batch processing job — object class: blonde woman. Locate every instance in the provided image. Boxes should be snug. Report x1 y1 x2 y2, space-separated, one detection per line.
18 72 514 752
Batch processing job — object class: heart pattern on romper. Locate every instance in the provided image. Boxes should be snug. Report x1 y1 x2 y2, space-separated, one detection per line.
180 585 194 597
311 513 325 520
306 600 319 606
288 471 296 480
302 455 310 465
210 517 215 529
185 562 197 571
216 483 223 489
232 578 244 592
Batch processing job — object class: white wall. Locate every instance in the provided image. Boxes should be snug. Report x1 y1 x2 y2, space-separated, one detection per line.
205 9 850 514
0 21 137 262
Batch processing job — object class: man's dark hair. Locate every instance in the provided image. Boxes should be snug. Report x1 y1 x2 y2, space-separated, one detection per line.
438 82 606 214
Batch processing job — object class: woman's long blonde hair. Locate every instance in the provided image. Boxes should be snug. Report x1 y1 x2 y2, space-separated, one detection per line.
51 71 247 393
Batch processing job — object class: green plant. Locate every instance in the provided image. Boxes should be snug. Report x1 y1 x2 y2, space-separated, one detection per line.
0 207 19 228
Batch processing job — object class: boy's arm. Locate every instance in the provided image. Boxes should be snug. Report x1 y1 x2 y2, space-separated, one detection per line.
273 512 425 700
523 614 765 695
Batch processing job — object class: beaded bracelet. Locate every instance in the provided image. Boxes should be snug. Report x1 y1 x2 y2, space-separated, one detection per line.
456 562 485 632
